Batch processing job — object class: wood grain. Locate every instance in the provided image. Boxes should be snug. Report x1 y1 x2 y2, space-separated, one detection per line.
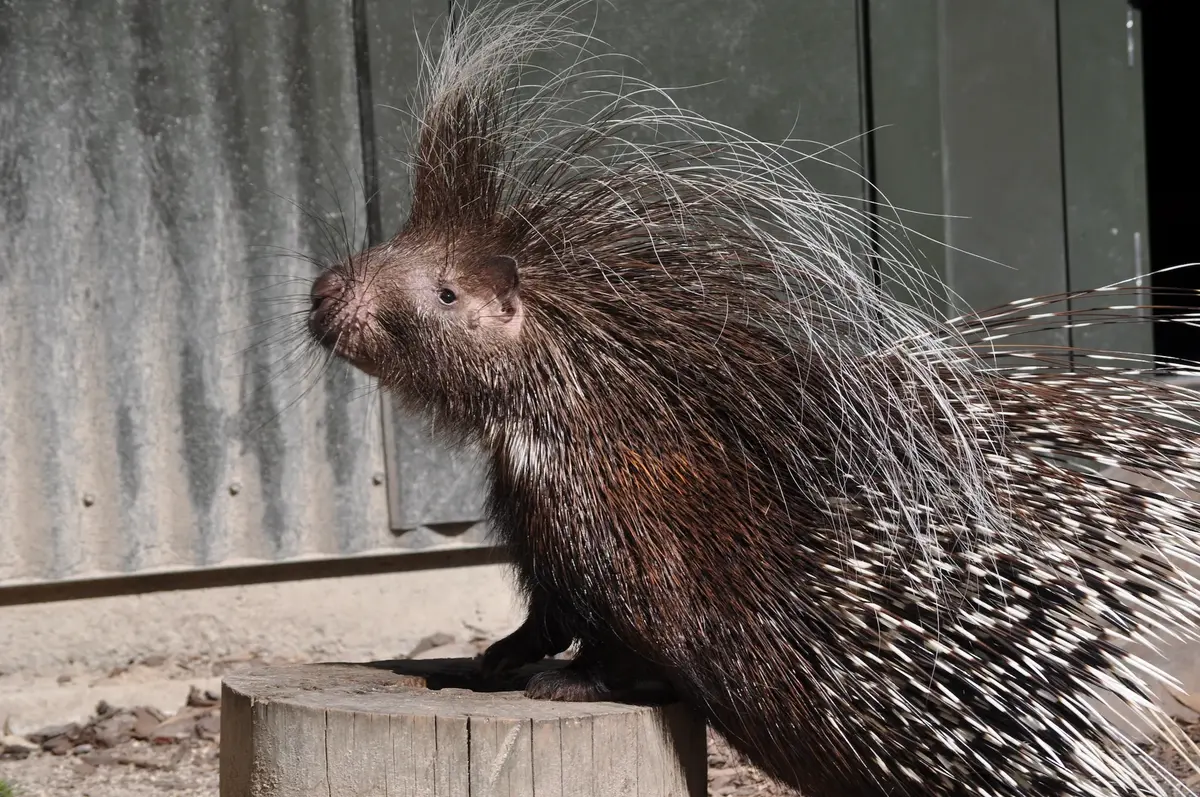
218 657 705 797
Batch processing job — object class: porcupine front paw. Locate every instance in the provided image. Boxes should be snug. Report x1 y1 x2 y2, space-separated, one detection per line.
480 626 549 678
480 599 575 680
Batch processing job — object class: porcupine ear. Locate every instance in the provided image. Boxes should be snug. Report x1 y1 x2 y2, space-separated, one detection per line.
477 254 521 325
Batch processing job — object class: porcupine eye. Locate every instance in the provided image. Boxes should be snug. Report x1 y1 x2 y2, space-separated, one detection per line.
438 287 458 305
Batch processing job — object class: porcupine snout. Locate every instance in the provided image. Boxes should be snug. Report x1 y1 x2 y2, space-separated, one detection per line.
308 270 383 376
309 272 343 336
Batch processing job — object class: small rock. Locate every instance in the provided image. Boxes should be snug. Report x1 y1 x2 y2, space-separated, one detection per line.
148 712 199 745
132 706 166 740
79 750 119 767
1 733 38 759
94 700 119 720
116 748 183 770
44 734 76 756
186 685 220 708
196 711 221 741
92 711 137 748
141 654 168 668
57 673 72 684
72 743 94 754
407 632 456 658
28 722 81 744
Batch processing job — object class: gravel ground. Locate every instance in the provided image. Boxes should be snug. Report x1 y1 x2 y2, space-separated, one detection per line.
0 742 218 797
4 733 780 797
6 720 1197 797
1 683 224 797
705 730 799 797
3 635 1199 797
5 729 791 797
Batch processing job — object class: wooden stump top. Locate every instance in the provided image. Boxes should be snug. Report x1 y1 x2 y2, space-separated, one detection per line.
224 657 668 720
219 657 706 797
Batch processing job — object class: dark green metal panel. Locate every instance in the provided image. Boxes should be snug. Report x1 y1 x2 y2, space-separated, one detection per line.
869 1 1073 343
575 0 866 204
1058 0 1153 360
364 0 868 532
938 0 1069 346
363 0 445 231
364 0 493 533
867 0 949 318
869 0 1151 357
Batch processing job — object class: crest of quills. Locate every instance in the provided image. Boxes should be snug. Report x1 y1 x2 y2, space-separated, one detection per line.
305 1 1200 793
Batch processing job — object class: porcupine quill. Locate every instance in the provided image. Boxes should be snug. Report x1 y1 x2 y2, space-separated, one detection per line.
303 2 1200 794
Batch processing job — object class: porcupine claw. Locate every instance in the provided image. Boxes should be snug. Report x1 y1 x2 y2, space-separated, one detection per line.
481 610 676 704
525 662 614 702
525 645 678 704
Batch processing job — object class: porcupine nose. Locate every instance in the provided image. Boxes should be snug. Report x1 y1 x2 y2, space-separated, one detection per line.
309 271 346 343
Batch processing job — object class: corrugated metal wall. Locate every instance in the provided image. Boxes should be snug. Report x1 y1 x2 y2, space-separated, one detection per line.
0 0 399 587
0 0 875 590
0 0 1150 591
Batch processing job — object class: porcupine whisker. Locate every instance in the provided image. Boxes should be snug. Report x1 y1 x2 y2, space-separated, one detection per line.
230 314 316 381
240 340 339 441
258 186 356 269
229 316 313 367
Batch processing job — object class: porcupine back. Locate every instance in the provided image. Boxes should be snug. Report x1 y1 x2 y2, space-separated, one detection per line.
390 3 1200 795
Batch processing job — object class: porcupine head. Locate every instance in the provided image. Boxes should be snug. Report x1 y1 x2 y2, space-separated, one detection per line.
302 3 1200 796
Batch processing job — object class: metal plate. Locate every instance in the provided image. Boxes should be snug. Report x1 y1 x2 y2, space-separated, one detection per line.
867 0 950 317
938 0 1070 340
1058 0 1153 359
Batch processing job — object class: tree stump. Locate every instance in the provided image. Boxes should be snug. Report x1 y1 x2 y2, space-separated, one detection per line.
220 657 707 797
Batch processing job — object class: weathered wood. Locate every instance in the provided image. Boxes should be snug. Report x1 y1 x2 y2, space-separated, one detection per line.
219 657 706 797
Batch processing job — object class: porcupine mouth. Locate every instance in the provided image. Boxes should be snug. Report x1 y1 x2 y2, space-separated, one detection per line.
309 324 382 377
318 335 382 378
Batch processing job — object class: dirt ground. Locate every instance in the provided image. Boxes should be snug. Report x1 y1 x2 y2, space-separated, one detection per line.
0 630 797 797
0 729 786 797
2 637 1199 797
0 724 797 797
0 742 219 797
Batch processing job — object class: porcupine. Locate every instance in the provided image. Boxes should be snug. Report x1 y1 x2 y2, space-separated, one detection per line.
304 2 1200 794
